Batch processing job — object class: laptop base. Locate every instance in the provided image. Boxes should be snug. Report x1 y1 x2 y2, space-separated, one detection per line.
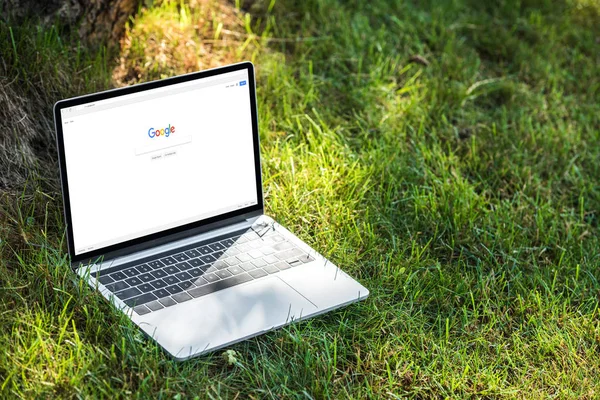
81 215 369 359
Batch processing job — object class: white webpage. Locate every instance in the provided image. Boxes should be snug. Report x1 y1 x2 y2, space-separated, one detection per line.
61 71 258 255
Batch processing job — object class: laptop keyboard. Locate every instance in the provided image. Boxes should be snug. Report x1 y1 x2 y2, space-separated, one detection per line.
95 228 315 315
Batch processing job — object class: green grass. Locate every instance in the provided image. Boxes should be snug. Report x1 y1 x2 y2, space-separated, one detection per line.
1 0 599 397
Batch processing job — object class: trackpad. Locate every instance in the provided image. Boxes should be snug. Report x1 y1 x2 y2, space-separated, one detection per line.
139 276 318 359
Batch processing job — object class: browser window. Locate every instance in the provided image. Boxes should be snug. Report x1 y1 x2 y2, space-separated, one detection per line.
61 70 258 255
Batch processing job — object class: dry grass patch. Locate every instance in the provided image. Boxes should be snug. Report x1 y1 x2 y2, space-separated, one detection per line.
113 0 259 86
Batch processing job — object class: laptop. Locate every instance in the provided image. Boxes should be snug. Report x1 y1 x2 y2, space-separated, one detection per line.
53 62 369 360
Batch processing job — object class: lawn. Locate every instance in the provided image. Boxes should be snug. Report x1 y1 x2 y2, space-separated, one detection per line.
1 0 599 398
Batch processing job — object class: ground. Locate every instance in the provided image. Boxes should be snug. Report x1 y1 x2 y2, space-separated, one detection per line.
0 0 599 398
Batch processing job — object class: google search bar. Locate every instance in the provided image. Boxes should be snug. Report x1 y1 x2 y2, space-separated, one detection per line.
135 135 192 156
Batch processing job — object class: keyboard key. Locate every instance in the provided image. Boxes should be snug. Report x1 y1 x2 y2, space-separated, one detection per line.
189 277 204 286
176 261 192 270
105 281 129 292
197 246 212 255
203 273 219 283
204 265 219 274
164 276 180 285
189 258 204 267
215 270 233 279
264 255 279 264
139 273 154 282
185 249 201 258
125 276 143 286
175 271 193 281
212 250 225 259
153 288 170 298
125 293 157 307
248 241 262 249
240 262 256 272
151 269 168 279
212 261 228 270
166 285 183 295
191 277 208 286
236 244 251 252
146 301 164 311
209 243 225 252
275 248 304 260
224 247 240 256
133 305 151 315
148 260 164 269
271 234 285 242
123 268 138 278
260 247 276 255
98 275 114 285
249 269 268 279
228 266 244 275
275 261 291 271
248 250 263 259
159 297 177 307
160 257 177 266
243 232 259 241
221 238 235 247
150 279 168 289
200 254 216 264
172 292 193 303
163 266 179 275
251 259 267 268
225 257 241 266
263 236 277 244
136 264 152 273
273 242 294 251
188 273 253 298
115 287 142 300
262 235 277 243
263 264 279 274
188 268 203 277
178 280 194 290
137 283 154 293
236 253 251 262
173 253 189 262
110 271 127 281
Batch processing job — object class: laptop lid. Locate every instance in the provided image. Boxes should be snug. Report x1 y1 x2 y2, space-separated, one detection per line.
54 62 263 266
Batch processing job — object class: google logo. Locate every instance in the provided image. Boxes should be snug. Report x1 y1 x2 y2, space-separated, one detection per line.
148 124 175 138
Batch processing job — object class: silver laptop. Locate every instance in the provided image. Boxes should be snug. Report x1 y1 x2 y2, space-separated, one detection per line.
53 62 369 360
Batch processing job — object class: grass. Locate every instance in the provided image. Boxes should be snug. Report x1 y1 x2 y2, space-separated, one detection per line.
1 0 599 397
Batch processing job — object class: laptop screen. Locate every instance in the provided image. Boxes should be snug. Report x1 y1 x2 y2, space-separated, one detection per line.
58 68 259 256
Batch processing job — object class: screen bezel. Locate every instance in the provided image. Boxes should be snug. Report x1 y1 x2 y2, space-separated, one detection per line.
54 62 263 265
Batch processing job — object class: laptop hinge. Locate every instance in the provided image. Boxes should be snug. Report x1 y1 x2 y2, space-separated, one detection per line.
76 213 262 274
